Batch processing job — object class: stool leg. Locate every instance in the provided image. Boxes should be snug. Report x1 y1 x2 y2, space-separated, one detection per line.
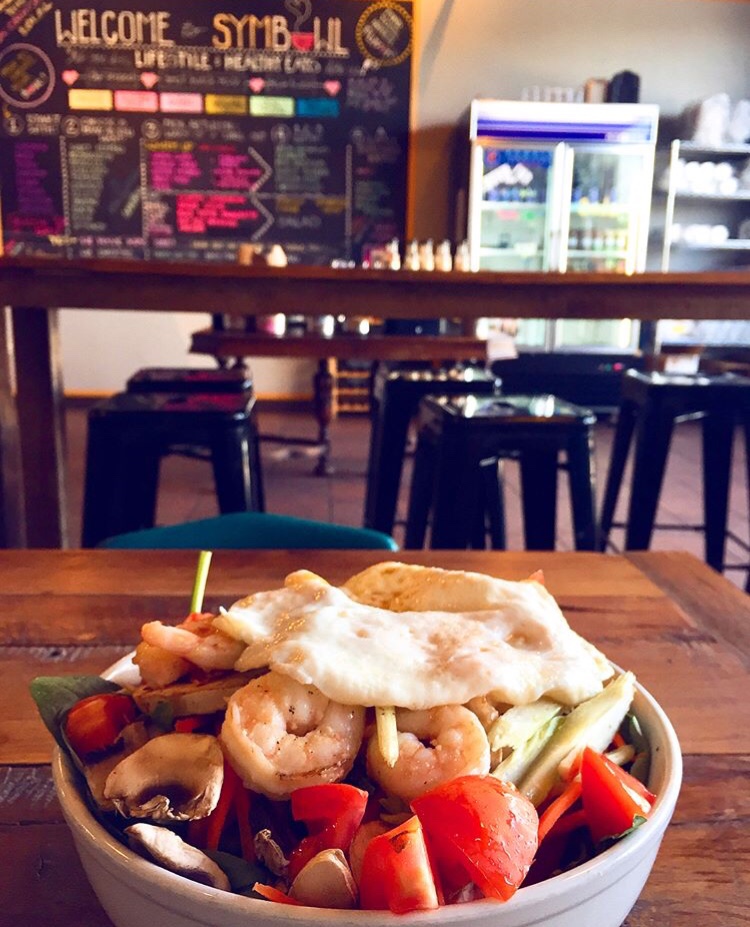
430 440 482 549
702 411 735 573
404 430 437 549
481 457 507 550
600 399 638 546
519 449 558 550
745 417 750 594
624 408 674 551
82 418 119 548
246 411 265 512
364 392 412 534
211 428 254 513
566 426 598 551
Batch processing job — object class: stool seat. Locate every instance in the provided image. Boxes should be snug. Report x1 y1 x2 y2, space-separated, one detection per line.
405 393 598 551
364 365 499 535
82 391 263 548
127 366 253 394
600 369 750 574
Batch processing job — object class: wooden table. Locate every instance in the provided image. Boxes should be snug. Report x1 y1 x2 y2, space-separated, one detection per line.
2 256 750 548
190 328 487 475
2 549 748 926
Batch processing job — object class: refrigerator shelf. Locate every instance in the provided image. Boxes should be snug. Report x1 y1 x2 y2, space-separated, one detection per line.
673 239 750 251
570 203 632 217
672 190 750 202
481 202 547 210
567 249 629 258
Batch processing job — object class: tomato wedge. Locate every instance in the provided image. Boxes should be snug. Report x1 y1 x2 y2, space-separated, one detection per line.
288 783 369 880
64 692 137 759
359 815 439 914
411 775 538 902
580 747 655 845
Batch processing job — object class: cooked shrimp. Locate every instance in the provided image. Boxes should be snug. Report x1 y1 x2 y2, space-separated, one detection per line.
140 612 244 674
465 695 512 766
220 671 366 799
366 705 491 803
132 640 191 688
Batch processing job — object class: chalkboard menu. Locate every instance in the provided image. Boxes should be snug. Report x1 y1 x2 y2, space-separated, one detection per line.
0 0 412 264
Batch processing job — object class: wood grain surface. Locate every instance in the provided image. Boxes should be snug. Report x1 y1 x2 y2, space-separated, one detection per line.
1 549 748 926
3 256 750 320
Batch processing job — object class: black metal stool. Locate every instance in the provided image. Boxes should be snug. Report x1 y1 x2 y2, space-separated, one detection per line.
82 391 264 548
600 369 750 580
405 394 598 551
363 366 499 535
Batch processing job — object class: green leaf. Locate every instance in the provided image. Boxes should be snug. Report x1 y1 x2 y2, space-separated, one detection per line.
204 849 272 898
623 713 651 785
597 814 648 852
29 675 120 750
147 700 175 732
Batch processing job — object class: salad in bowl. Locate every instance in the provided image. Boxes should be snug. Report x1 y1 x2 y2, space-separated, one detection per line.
33 560 681 925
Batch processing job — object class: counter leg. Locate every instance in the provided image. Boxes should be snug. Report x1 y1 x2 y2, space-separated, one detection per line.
12 307 68 548
312 358 334 476
0 309 24 547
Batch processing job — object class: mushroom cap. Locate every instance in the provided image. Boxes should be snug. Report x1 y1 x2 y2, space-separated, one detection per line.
125 823 231 892
104 733 224 822
289 849 358 909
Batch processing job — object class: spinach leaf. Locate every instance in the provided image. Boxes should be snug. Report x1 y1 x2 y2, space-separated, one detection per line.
204 849 273 898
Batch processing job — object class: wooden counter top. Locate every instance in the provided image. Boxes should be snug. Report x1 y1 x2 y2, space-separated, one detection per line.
2 255 750 320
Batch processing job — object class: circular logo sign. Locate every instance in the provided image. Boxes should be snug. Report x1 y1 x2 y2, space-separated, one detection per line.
0 44 55 109
356 2 413 68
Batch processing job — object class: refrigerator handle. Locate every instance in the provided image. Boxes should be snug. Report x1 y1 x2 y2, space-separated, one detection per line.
556 144 575 273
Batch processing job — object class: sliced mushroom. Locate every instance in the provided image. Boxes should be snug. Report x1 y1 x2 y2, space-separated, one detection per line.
81 720 152 811
131 671 257 717
125 823 231 891
254 828 289 878
104 733 224 821
289 849 358 909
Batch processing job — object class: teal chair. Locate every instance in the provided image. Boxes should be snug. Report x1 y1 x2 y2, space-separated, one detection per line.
99 511 398 550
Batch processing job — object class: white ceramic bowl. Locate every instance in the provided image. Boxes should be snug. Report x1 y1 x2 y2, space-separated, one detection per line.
52 662 681 927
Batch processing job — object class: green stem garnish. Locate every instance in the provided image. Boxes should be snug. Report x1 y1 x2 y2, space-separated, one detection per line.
190 550 213 613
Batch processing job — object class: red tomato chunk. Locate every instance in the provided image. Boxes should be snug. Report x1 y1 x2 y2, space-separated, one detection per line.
412 775 539 902
580 747 655 845
64 693 137 759
359 815 439 914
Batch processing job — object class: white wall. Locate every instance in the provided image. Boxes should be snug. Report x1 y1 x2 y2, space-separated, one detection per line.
61 0 750 394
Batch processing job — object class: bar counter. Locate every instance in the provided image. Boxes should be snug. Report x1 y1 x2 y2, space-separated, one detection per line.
2 549 749 926
1 256 750 548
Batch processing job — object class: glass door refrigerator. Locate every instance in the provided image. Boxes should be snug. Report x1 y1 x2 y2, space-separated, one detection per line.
466 99 659 353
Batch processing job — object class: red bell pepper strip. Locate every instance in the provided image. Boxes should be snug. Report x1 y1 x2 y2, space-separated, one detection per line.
288 783 368 880
233 781 255 861
204 760 240 851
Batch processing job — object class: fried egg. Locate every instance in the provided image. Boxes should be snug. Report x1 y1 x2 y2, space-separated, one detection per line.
213 563 613 710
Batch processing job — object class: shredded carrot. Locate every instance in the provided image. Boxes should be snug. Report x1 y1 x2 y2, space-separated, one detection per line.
612 731 626 749
253 883 303 906
204 761 239 850
234 783 255 861
538 778 583 844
